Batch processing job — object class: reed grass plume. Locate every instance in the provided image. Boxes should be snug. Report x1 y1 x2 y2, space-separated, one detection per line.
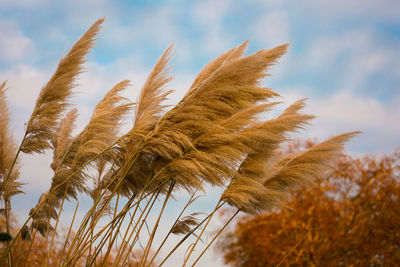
171 213 200 235
222 132 360 214
21 18 105 154
123 43 289 194
0 82 23 205
50 109 78 171
55 80 132 196
105 46 174 196
31 80 133 232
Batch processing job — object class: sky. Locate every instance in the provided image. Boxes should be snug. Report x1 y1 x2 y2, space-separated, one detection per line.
1 0 399 266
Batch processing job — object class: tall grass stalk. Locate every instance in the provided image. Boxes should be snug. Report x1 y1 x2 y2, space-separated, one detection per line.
148 191 198 265
183 199 222 265
192 209 240 266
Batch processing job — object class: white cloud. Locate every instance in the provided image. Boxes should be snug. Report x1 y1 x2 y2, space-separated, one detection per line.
300 0 400 21
0 20 35 61
193 0 231 25
255 0 400 21
281 89 400 153
253 10 290 48
192 0 234 53
102 6 181 48
271 26 400 102
0 0 50 7
302 28 400 93
62 0 116 28
202 26 233 54
0 64 49 133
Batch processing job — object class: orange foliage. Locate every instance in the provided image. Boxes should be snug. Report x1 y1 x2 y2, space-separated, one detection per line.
218 148 400 266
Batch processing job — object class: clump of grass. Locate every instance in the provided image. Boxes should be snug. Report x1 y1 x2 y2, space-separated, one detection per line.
0 18 358 266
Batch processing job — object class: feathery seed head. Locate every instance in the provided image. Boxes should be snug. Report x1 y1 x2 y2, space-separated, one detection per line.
21 18 105 154
0 82 23 202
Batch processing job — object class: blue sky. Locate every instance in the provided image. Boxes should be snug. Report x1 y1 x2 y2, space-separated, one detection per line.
1 0 399 154
1 0 399 266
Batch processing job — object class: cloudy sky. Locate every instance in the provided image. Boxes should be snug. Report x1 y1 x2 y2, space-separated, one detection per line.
1 0 399 266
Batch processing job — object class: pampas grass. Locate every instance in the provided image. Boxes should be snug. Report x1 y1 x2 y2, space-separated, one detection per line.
0 18 359 267
21 18 104 154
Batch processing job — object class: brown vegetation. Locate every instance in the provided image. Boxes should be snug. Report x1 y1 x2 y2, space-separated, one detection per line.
218 144 400 266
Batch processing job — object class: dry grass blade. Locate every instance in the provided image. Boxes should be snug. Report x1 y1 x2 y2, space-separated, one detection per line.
90 158 114 219
0 82 23 238
31 219 55 237
72 80 133 165
20 225 31 241
59 79 132 196
171 213 200 235
238 99 314 153
21 18 105 154
219 102 279 132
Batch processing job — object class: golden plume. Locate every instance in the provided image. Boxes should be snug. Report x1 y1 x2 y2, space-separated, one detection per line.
51 80 133 200
222 132 360 214
140 44 288 160
103 46 174 196
188 41 249 94
132 44 174 134
122 44 289 194
21 18 105 154
156 99 313 192
31 80 133 234
0 82 23 204
171 213 200 235
50 108 78 171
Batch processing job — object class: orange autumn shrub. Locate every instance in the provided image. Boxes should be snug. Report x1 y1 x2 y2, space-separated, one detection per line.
218 147 400 266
